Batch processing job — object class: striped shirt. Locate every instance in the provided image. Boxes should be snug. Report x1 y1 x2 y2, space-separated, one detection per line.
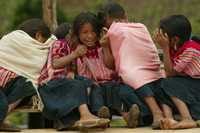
172 40 200 78
0 67 17 88
76 47 117 83
38 39 71 85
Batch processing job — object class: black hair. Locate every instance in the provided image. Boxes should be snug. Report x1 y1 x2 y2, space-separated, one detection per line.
53 22 71 39
97 2 126 27
72 11 101 42
18 18 51 39
159 15 200 45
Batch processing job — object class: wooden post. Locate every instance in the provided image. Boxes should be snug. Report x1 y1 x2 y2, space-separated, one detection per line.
42 0 58 32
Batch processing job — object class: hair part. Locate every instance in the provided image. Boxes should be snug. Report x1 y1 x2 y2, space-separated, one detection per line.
18 18 51 39
72 11 101 43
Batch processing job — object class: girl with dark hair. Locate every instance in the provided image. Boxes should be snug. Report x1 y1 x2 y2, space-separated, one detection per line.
38 13 109 131
97 2 164 129
154 14 200 129
71 11 152 128
0 18 52 131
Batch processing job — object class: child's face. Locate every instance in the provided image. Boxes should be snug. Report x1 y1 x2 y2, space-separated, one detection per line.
79 23 97 48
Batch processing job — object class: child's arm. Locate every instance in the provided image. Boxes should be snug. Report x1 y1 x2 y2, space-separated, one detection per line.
162 46 179 76
154 30 186 77
52 45 87 69
101 42 115 70
100 28 115 70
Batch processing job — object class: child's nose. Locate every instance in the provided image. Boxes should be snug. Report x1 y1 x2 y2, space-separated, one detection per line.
87 33 94 39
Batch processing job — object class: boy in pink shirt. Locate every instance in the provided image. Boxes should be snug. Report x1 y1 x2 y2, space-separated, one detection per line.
98 2 164 128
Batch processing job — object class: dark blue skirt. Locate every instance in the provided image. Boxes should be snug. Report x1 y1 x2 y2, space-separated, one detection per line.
160 76 200 120
38 78 89 121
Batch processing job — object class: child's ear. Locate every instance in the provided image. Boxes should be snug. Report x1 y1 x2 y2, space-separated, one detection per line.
35 31 42 40
170 36 180 49
174 36 180 45
35 31 47 43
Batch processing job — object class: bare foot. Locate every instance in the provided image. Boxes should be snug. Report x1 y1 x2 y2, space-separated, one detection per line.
152 114 164 129
80 113 99 122
171 119 197 129
77 114 110 129
160 118 178 129
126 104 140 128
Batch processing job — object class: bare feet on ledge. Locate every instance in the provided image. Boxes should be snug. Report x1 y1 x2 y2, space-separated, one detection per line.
160 118 197 129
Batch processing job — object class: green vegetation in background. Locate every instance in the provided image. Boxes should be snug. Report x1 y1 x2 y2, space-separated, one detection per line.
0 0 199 37
0 0 18 37
58 0 200 36
57 0 108 23
10 0 67 31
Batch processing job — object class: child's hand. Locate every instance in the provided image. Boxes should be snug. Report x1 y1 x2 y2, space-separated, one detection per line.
74 45 87 57
153 29 170 49
67 72 75 79
93 81 100 86
100 27 110 47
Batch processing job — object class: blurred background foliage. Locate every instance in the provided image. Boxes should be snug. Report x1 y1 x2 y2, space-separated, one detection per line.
6 113 28 128
0 0 199 37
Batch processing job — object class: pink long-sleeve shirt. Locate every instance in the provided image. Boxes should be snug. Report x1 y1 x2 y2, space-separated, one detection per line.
107 22 164 89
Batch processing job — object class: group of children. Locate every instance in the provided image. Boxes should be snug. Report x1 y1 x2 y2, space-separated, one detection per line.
0 1 200 131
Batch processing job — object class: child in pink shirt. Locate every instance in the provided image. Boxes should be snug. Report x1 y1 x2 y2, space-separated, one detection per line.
98 2 164 128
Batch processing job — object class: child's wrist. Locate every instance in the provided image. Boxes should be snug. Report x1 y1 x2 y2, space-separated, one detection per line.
72 52 79 58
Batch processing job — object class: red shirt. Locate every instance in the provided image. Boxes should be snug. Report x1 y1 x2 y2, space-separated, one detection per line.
0 67 17 88
38 39 71 85
76 44 117 83
171 40 200 78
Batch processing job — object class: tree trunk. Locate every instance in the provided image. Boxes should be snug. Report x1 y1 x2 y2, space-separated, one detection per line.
42 0 58 32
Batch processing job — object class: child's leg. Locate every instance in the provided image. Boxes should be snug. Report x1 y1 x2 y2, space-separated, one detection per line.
160 104 178 129
118 84 151 127
0 91 20 132
135 80 164 128
144 96 164 124
169 96 197 129
79 104 98 121
162 104 173 118
0 90 8 124
77 104 110 129
171 97 192 120
121 104 140 128
89 85 110 118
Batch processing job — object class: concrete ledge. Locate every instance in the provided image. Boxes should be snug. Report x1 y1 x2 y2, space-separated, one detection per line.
16 127 200 133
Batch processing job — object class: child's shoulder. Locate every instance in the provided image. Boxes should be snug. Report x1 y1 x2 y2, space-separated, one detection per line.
111 22 146 28
183 40 200 51
109 22 148 34
54 39 69 45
